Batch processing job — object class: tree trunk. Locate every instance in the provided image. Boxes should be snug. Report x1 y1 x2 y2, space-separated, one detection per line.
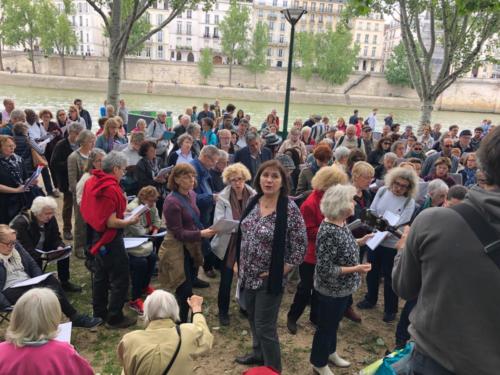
0 39 4 71
60 53 66 76
107 53 122 110
419 98 435 131
254 72 257 88
123 58 127 80
228 60 233 86
30 50 36 74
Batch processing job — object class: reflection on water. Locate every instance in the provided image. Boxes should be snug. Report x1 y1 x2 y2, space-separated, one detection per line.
3 84 499 130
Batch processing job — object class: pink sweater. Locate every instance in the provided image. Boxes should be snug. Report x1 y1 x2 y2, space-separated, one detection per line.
0 340 94 375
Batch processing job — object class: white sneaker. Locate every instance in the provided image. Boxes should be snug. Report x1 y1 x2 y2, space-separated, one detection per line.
328 352 351 367
312 365 334 375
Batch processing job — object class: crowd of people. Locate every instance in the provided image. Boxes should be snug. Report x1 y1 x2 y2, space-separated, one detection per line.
0 95 499 375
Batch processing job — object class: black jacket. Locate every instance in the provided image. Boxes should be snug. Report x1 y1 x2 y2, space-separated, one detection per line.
79 109 92 130
0 243 42 309
10 210 64 265
50 138 74 192
135 157 163 191
233 146 272 180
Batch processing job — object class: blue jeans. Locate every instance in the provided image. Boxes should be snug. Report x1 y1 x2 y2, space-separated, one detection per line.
410 349 455 375
310 292 350 367
128 252 157 300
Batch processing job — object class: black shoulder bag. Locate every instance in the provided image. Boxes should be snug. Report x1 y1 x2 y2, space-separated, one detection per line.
162 325 182 375
451 203 500 270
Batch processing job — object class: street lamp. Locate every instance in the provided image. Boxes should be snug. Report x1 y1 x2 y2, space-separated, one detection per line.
280 7 307 138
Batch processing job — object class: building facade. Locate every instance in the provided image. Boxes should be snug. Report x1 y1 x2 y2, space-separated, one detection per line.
351 13 385 73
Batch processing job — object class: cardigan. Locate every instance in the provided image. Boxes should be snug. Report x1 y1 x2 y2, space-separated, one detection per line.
67 150 88 193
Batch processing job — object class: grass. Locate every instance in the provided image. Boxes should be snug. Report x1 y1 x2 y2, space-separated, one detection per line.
0 202 400 375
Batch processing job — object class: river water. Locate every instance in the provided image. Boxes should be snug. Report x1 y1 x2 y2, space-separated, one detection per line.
2 84 499 130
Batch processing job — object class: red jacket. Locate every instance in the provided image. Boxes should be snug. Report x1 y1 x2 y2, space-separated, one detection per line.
300 190 324 265
81 169 126 255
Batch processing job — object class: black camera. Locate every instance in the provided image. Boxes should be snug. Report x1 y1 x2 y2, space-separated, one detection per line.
360 209 403 238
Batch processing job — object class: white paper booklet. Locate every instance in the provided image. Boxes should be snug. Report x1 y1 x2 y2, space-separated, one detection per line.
211 219 240 233
11 272 54 288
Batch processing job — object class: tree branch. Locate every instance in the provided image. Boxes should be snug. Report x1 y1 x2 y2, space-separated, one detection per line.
85 0 110 32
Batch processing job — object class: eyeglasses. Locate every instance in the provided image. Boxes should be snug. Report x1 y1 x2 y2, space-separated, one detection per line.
0 240 16 248
393 180 410 190
230 177 245 183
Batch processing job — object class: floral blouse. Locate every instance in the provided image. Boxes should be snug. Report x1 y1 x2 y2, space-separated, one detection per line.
239 200 307 290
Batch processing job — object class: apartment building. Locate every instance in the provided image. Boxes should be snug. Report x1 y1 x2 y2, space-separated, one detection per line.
351 13 385 73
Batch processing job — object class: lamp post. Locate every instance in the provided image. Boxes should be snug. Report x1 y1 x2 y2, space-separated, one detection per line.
280 7 307 138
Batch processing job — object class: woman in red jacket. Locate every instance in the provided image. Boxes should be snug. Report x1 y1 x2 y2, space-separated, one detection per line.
286 166 348 334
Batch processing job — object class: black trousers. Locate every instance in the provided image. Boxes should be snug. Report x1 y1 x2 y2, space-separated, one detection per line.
3 274 77 318
396 298 418 345
365 245 399 314
217 250 234 315
35 255 70 284
175 249 194 323
287 262 319 324
41 167 54 195
92 231 130 324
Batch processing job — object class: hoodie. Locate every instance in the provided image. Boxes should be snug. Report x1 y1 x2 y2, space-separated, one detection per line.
392 186 500 375
80 170 126 255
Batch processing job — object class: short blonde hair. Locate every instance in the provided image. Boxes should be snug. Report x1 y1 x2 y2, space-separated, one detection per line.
222 162 251 184
6 288 61 347
144 290 180 325
351 161 374 181
320 184 357 220
384 167 419 198
311 165 348 192
31 196 57 216
138 186 159 202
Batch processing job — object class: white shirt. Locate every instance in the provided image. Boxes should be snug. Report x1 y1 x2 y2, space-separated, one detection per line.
28 123 48 141
367 113 377 131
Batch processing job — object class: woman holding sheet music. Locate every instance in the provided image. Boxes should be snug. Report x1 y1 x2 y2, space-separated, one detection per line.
211 162 256 326
159 163 217 323
95 117 127 153
10 196 81 293
0 135 39 224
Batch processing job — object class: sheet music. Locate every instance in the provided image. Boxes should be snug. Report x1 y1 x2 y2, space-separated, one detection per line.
55 322 72 343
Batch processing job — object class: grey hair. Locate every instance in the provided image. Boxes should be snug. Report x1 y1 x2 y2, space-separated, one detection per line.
384 166 419 198
427 179 449 197
217 149 229 161
102 151 128 173
130 131 145 144
245 131 260 144
143 290 180 325
384 152 398 161
31 196 58 216
10 109 26 123
177 133 194 146
76 129 96 146
199 144 220 159
6 288 61 347
67 121 85 134
334 146 350 161
320 184 357 220
186 123 201 136
85 148 107 172
180 114 190 123
391 140 406 153
135 118 147 127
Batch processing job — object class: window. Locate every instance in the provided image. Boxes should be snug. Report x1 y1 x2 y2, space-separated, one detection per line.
268 32 273 42
374 23 379 31
320 3 324 12
278 49 283 57
273 0 278 6
187 10 192 19
204 26 210 37
205 13 210 24
319 15 323 23
371 47 376 57
177 22 182 34
279 34 285 43
158 31 163 42
86 18 89 27
259 9 264 17
186 23 192 35
364 34 369 43
213 27 219 38
280 22 285 31
78 3 82 12
80 45 84 53
79 15 83 26
367 22 371 30
158 45 163 59
215 2 219 9
327 4 332 12
157 14 163 25
269 21 274 30
363 46 368 56
86 33 89 43
164 0 169 9
370 60 375 71
277 61 282 67
215 15 219 24
267 48 272 56
171 51 175 59
80 31 83 42
356 33 360 42
187 37 191 45
84 3 88 12
310 14 314 22
283 0 288 6
267 59 271 66
358 21 363 30
372 35 377 44
145 12 150 23
311 2 316 11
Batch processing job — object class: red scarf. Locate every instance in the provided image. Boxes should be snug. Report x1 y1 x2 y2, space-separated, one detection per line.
81 170 126 255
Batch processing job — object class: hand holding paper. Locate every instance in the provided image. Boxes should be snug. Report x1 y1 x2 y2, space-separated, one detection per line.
210 219 239 233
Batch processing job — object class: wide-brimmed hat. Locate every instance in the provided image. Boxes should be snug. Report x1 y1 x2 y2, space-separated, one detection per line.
276 154 295 171
264 133 282 147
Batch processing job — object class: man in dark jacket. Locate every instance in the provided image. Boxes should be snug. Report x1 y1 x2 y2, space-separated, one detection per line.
233 132 272 183
0 224 101 328
393 126 500 375
421 137 459 177
74 98 92 130
50 122 84 240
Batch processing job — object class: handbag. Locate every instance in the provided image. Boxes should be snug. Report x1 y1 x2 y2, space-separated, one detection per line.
31 147 48 168
162 325 182 375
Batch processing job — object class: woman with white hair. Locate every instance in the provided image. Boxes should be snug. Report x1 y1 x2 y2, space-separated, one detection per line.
374 152 397 180
418 179 449 213
310 184 372 375
0 225 102 329
357 167 418 323
333 146 350 171
10 196 81 292
118 290 213 375
0 288 95 374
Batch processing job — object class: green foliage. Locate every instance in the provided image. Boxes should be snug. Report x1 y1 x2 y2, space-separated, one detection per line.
220 0 250 83
198 48 214 82
294 29 359 85
385 42 413 87
246 21 269 79
38 1 78 56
